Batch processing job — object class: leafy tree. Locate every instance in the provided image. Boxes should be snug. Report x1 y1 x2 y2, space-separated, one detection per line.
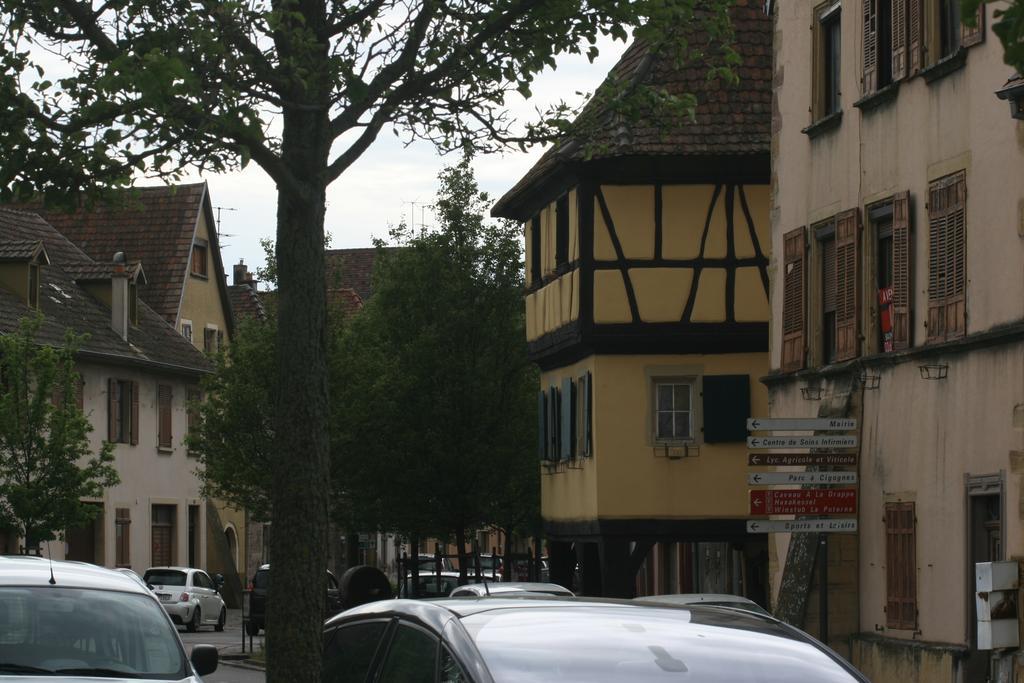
331 158 538 580
0 1 734 677
188 315 277 522
0 315 118 552
963 0 1024 72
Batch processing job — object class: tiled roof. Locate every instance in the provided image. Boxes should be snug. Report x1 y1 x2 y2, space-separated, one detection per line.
0 209 211 375
327 288 363 317
227 284 266 321
325 247 400 301
8 183 221 327
492 0 771 217
63 261 145 283
0 240 45 262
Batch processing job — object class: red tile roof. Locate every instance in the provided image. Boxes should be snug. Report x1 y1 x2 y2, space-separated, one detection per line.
492 0 771 217
327 287 363 317
0 209 211 374
227 284 266 320
325 247 399 301
8 183 230 330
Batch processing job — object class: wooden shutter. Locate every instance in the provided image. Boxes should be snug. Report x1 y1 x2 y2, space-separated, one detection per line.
129 380 139 445
702 375 750 443
891 192 912 350
781 227 807 371
962 3 985 47
583 371 592 457
927 173 966 343
115 508 131 568
158 384 173 449
908 0 923 74
108 378 119 442
547 386 558 460
892 0 908 79
537 391 547 461
835 209 861 361
863 0 878 94
885 502 917 630
560 377 574 460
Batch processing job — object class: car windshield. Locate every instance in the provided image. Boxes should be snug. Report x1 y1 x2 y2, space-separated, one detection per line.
143 569 187 587
0 587 189 679
461 606 859 682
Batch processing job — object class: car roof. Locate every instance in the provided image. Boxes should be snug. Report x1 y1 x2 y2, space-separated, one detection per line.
0 556 152 594
451 582 570 596
145 566 194 572
329 595 778 634
634 593 760 605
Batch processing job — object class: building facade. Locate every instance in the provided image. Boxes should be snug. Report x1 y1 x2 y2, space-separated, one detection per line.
17 184 247 601
494 1 773 600
769 1 1024 680
0 208 211 572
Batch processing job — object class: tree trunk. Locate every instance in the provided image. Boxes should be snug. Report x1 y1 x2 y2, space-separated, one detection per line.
266 87 332 681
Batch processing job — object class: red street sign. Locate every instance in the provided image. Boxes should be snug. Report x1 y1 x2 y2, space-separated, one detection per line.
748 452 857 467
749 489 857 515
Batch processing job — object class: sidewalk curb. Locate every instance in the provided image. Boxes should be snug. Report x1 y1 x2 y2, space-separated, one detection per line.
218 658 266 672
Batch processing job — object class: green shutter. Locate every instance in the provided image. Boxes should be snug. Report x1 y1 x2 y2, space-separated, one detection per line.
560 377 573 460
702 375 750 443
537 391 547 461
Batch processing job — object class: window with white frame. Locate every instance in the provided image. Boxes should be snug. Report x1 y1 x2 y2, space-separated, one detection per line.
181 319 193 343
654 379 694 442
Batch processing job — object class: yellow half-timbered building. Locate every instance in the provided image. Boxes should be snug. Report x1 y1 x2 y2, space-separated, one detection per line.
493 1 772 600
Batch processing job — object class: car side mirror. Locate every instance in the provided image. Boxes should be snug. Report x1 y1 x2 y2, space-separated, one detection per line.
214 573 225 587
190 644 218 676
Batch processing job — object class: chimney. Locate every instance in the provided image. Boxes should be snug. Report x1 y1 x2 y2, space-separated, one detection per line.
111 252 129 341
233 259 257 289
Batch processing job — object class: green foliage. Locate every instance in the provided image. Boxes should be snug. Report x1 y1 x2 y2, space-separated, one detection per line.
331 158 539 541
963 0 1024 71
188 315 277 522
0 314 118 550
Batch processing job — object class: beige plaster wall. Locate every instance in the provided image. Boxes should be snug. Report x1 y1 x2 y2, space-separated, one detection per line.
50 361 206 571
180 210 230 346
770 2 1024 370
541 353 769 522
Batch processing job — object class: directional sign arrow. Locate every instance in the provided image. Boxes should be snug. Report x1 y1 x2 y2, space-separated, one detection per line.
746 519 858 533
747 471 858 486
747 435 857 450
748 453 858 467
747 417 857 432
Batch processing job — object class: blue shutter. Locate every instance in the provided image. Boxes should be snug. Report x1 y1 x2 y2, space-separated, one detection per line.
547 386 558 460
561 377 574 460
537 391 547 461
582 372 592 457
702 375 750 443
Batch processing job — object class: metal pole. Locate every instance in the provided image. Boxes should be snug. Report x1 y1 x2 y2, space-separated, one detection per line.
819 534 829 645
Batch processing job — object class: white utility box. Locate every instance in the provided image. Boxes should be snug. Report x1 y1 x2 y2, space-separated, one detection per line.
976 560 1020 650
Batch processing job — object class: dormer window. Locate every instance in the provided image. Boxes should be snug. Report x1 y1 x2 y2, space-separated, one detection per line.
191 241 209 278
28 264 40 309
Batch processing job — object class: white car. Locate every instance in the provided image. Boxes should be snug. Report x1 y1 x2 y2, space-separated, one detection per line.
448 581 573 598
0 555 218 680
633 593 772 616
143 566 227 632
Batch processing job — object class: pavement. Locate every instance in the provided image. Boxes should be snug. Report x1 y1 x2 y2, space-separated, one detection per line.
178 609 266 683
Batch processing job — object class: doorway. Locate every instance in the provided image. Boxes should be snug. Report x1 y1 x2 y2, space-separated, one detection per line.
965 474 1003 683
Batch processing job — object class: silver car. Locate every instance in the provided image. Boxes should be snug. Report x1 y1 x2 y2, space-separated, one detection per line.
0 555 217 680
143 566 227 633
449 581 574 598
633 593 772 616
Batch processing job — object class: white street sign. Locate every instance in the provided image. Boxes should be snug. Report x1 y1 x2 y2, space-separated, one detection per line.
747 435 857 449
747 417 857 431
746 519 858 533
748 472 858 486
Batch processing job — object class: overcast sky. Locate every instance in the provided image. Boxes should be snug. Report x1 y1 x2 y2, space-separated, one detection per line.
173 36 631 285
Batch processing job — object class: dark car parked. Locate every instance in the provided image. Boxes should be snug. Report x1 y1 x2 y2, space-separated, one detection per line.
245 564 342 636
320 596 869 682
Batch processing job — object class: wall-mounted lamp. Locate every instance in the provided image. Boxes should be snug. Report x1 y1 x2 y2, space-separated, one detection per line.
996 74 1024 120
859 369 881 390
800 385 823 401
918 363 948 380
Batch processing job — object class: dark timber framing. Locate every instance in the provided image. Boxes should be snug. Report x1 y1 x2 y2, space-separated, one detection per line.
595 186 641 323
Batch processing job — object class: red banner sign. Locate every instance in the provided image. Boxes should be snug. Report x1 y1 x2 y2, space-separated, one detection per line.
749 489 857 515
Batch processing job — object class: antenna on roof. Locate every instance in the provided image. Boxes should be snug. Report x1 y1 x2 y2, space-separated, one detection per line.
214 206 238 235
44 541 56 585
